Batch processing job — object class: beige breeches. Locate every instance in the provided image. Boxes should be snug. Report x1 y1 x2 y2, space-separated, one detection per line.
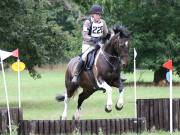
81 44 95 61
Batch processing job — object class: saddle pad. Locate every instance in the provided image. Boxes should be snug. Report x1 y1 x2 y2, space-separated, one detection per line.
85 49 99 70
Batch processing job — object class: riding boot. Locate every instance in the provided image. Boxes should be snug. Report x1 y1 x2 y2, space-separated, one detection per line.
72 58 84 84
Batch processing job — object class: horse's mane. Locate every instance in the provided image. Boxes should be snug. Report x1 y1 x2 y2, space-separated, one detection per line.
101 25 131 51
112 25 131 38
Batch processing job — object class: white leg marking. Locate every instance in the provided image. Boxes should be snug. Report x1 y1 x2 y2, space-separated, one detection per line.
117 89 124 109
74 109 81 120
94 49 101 71
62 93 69 120
96 81 113 111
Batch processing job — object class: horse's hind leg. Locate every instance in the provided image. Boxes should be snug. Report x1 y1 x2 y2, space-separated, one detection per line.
61 92 68 120
61 83 79 120
74 89 94 120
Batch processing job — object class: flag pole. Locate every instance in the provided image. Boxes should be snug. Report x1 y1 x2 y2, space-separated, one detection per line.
163 59 173 133
170 69 173 133
0 59 12 135
134 48 137 117
17 58 21 108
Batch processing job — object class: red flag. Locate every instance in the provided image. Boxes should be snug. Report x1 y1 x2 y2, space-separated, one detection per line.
163 60 173 70
12 49 19 57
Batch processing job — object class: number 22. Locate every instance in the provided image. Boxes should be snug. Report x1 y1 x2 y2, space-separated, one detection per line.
92 26 103 34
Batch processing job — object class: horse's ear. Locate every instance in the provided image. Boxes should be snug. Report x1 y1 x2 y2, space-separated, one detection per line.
119 31 123 38
113 25 119 34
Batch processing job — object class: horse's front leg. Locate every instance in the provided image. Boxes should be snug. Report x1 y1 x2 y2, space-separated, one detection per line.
113 79 125 111
97 80 113 112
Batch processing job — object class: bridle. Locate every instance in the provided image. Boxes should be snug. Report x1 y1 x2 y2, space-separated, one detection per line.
100 35 129 70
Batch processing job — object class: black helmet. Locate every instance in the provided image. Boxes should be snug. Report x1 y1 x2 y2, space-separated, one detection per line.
90 4 103 14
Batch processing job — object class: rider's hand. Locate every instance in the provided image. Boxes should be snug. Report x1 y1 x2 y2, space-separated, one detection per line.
91 37 100 44
95 44 100 50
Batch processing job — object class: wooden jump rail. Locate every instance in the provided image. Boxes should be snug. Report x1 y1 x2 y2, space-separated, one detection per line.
137 98 180 131
0 108 146 135
19 118 145 135
2 98 180 134
0 108 23 134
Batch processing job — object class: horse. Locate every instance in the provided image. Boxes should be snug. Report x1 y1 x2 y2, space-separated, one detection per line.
56 25 131 120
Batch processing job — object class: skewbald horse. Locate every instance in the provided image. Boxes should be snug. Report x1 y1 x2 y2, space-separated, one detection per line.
56 25 131 120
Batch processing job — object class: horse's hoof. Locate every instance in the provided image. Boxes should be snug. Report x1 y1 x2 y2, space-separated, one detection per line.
105 105 112 113
115 103 123 111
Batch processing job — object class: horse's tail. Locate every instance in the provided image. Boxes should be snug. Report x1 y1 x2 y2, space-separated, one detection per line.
55 94 65 102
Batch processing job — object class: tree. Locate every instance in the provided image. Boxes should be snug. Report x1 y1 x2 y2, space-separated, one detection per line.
76 0 180 83
0 0 81 78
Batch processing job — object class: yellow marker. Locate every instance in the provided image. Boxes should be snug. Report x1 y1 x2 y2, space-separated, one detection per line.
11 61 25 72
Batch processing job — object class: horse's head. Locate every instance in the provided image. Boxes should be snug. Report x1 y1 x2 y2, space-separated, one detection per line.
110 25 131 67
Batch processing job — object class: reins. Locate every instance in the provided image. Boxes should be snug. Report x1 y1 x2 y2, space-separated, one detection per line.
100 49 121 70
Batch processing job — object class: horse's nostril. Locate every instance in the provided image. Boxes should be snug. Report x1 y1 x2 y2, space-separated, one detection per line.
122 64 126 68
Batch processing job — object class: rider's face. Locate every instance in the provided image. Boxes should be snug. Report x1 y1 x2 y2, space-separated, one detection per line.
92 13 101 22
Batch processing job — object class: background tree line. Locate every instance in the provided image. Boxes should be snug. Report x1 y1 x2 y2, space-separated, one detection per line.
0 0 179 83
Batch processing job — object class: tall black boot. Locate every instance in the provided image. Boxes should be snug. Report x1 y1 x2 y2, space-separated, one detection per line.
72 58 84 84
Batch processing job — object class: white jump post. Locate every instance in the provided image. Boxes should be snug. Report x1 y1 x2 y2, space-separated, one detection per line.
11 49 21 107
134 48 137 117
163 59 173 134
170 69 173 133
12 49 21 108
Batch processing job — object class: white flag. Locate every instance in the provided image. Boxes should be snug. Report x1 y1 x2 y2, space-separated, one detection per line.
134 48 137 59
0 50 13 61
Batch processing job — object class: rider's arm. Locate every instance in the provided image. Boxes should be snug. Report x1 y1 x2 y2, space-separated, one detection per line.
82 20 92 43
102 19 108 37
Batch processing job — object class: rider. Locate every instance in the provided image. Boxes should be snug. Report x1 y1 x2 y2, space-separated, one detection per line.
72 4 109 84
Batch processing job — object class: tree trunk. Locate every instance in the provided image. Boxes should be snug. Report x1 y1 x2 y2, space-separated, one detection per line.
153 67 168 86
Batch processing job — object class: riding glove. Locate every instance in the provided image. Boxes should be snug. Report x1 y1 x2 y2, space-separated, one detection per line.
91 37 100 44
95 44 100 50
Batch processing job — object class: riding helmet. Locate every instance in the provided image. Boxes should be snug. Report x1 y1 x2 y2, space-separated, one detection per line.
89 4 103 14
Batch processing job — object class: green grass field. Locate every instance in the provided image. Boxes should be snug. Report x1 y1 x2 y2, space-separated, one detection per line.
0 68 180 134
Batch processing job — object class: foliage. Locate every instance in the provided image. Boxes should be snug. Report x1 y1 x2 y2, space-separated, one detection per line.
0 0 180 78
76 0 180 76
0 0 81 78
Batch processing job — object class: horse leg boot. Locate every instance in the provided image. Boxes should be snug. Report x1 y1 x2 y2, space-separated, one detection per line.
72 58 84 84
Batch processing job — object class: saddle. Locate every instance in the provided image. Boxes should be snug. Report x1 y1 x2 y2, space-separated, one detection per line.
85 48 99 70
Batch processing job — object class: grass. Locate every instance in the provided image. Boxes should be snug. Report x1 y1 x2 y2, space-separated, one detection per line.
0 69 179 120
0 68 180 134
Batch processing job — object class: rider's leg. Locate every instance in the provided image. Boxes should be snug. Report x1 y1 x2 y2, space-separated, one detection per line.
72 45 95 84
71 57 84 83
